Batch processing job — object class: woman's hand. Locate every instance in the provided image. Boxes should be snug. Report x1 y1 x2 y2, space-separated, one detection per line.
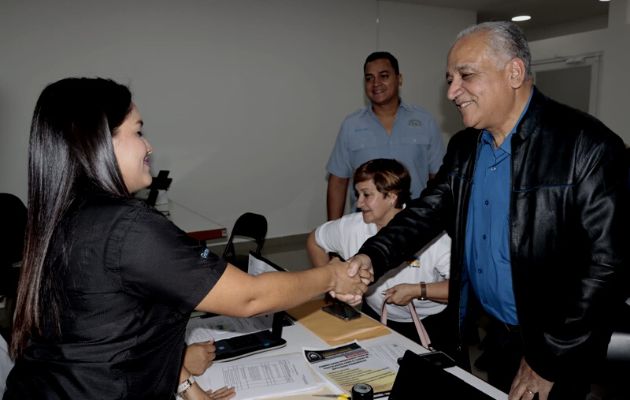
184 341 216 376
204 386 236 399
181 383 236 400
384 283 419 306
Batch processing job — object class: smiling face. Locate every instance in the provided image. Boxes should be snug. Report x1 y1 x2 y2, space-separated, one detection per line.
112 105 153 193
364 58 402 107
446 31 517 135
355 179 399 230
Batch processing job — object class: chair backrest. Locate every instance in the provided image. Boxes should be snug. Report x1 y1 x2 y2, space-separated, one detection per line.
607 299 630 362
0 193 27 299
595 298 630 399
0 193 27 268
222 213 268 269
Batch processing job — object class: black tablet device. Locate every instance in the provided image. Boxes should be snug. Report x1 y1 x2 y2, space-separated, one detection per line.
213 254 290 362
213 329 286 362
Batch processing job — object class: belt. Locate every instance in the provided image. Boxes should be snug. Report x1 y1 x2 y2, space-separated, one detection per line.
501 322 521 334
487 315 521 334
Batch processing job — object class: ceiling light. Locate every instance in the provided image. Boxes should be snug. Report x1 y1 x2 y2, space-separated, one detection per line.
599 0 610 2
512 15 532 22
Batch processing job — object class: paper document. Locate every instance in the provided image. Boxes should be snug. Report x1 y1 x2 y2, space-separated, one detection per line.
196 352 323 400
303 342 397 395
363 338 409 369
186 314 274 343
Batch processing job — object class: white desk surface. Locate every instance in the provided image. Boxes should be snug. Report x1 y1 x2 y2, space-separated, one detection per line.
207 317 507 399
167 201 227 240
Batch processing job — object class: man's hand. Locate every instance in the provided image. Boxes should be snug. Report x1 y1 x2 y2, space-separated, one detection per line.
348 254 374 285
326 258 367 305
508 358 554 400
330 254 374 305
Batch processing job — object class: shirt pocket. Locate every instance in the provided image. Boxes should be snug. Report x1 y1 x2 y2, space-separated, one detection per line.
348 135 380 152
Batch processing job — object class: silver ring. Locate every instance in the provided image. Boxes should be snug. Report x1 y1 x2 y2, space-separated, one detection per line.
526 389 535 396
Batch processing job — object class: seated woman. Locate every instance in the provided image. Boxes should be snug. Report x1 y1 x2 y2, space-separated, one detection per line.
307 159 451 349
4 78 368 400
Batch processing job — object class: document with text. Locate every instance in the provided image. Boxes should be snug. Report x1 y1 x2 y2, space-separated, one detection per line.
303 341 397 395
196 351 323 400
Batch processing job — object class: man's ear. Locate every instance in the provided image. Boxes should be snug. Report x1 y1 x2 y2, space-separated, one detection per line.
507 58 527 88
398 73 403 87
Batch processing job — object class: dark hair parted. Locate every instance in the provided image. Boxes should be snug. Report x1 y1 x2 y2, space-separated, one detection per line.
353 158 411 208
364 51 400 75
11 78 132 357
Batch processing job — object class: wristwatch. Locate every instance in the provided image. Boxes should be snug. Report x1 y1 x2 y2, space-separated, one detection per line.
176 375 195 399
419 282 427 300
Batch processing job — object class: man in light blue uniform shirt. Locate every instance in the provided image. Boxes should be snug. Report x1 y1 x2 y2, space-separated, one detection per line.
326 51 445 220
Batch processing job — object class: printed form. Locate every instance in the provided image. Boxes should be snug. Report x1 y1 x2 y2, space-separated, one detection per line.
195 351 322 400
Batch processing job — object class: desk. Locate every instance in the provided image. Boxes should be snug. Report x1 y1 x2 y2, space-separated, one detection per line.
167 201 227 241
189 310 507 399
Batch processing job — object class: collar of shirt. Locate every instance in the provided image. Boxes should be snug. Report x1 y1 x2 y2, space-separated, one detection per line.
363 98 410 118
479 88 534 152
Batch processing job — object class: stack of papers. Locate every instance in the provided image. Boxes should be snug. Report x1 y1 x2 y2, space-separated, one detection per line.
195 352 323 400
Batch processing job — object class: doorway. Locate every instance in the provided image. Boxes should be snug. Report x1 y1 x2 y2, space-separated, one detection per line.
532 53 601 116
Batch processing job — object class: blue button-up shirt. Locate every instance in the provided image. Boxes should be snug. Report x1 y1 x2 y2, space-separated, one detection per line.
464 95 532 325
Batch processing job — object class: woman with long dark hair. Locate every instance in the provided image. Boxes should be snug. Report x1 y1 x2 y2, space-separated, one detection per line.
5 78 367 399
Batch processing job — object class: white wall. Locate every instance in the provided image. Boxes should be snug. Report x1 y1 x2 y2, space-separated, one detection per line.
529 0 630 144
0 0 474 237
377 2 469 141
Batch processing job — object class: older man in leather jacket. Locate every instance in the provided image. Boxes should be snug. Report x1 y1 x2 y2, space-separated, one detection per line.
346 22 628 400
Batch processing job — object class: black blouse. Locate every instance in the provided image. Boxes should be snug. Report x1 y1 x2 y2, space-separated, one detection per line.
4 195 227 399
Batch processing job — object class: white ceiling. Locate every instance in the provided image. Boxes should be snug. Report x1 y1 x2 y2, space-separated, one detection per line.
382 0 609 40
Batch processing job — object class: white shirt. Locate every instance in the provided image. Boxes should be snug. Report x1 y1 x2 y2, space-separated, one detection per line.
314 212 451 322
1 334 13 393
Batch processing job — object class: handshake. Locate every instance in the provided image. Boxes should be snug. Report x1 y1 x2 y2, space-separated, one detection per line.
327 254 374 307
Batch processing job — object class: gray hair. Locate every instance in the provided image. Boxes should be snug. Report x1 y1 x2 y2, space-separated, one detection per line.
456 21 532 77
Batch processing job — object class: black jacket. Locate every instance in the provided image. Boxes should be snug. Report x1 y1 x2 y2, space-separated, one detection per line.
359 87 628 381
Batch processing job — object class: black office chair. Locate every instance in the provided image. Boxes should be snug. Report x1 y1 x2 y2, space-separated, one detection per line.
591 298 630 400
0 194 26 295
222 212 268 272
0 193 27 339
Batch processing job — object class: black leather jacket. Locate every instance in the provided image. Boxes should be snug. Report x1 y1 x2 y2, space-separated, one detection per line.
359 88 628 381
